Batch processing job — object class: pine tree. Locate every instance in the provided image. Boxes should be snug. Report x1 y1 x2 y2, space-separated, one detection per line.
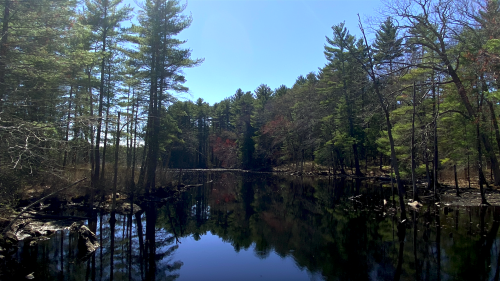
83 0 132 191
324 22 365 176
0 0 79 175
131 0 202 193
373 17 403 71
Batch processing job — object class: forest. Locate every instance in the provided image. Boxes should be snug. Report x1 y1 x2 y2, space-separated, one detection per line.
2 0 500 214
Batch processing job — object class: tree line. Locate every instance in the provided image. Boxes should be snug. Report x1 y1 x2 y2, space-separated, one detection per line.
2 0 500 209
0 0 202 202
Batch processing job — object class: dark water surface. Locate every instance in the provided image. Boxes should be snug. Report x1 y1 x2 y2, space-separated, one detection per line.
8 172 500 280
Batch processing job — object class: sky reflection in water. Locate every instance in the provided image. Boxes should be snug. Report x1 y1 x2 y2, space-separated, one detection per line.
174 231 313 281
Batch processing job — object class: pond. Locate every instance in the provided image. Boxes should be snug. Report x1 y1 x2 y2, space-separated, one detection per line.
6 172 500 280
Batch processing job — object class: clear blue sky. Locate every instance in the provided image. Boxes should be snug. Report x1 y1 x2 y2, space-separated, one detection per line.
126 0 384 105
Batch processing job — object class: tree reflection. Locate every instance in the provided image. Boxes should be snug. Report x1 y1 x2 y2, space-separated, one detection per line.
161 172 500 280
394 221 406 281
11 172 500 280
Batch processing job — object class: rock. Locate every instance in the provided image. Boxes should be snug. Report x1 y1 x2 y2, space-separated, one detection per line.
5 232 18 243
22 226 36 236
36 229 48 236
2 231 19 249
15 232 32 241
0 233 17 255
29 240 37 247
408 201 423 210
69 222 83 232
118 203 141 214
75 225 99 258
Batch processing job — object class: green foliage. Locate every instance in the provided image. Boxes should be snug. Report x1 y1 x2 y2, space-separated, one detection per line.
5 0 500 194
484 39 500 54
372 17 403 66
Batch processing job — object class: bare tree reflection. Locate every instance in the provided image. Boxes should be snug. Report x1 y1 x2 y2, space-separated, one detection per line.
394 221 406 281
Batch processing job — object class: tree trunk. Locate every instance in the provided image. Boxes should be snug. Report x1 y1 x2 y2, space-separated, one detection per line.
449 69 500 185
130 98 139 192
336 150 347 175
385 107 407 220
464 120 471 189
73 88 80 165
433 75 439 198
378 152 382 171
100 87 111 182
353 20 406 221
112 112 120 213
145 34 158 194
63 85 73 168
101 62 112 182
488 100 500 155
412 82 418 201
477 95 488 205
341 51 362 177
137 134 148 189
0 0 9 112
126 88 132 170
88 67 95 212
93 3 109 193
478 127 488 204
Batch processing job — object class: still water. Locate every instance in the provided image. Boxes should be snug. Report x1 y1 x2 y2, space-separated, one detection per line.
8 172 500 280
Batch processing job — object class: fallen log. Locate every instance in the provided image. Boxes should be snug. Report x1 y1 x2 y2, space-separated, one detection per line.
21 213 90 220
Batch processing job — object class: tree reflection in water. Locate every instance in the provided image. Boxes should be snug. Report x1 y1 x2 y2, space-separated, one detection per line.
9 171 500 280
